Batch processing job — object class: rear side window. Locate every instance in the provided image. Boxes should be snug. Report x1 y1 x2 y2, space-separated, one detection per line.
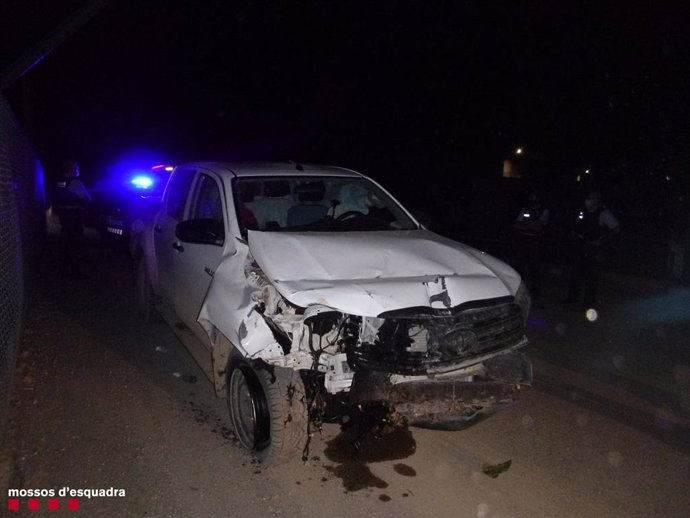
165 168 196 219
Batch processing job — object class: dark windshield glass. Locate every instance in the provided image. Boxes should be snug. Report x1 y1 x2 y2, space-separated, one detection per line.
233 176 417 234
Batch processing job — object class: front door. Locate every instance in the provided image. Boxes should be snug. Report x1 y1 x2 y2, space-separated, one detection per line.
173 172 229 344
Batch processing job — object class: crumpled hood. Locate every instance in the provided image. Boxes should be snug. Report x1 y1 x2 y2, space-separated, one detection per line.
248 230 521 317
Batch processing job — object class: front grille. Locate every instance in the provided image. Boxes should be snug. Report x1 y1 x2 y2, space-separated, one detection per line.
350 303 525 375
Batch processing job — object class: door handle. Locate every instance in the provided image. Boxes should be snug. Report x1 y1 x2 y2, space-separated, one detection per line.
172 243 184 252
204 267 214 277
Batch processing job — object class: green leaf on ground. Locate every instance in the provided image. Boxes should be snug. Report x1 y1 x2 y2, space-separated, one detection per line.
482 459 512 478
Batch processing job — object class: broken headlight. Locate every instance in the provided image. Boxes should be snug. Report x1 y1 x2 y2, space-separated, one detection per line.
515 281 531 323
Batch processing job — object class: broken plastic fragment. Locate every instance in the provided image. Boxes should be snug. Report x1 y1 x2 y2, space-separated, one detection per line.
482 459 512 478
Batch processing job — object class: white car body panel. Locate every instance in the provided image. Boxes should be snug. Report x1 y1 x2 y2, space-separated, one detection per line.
246 229 521 317
174 239 225 344
197 243 256 356
198 227 523 369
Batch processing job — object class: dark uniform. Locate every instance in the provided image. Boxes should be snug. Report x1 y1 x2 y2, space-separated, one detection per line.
565 197 620 307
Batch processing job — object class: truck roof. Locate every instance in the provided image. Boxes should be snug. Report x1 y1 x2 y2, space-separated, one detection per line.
181 161 364 179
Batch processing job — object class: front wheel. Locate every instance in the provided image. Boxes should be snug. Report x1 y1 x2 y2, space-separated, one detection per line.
227 360 308 465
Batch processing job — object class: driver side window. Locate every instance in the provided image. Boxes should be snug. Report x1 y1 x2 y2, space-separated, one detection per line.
190 173 225 243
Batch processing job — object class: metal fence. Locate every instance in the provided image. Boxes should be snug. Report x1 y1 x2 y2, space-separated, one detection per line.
0 94 45 441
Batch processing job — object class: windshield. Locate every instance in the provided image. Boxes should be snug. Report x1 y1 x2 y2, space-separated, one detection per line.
233 176 418 234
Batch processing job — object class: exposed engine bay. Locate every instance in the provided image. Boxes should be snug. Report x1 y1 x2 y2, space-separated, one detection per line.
237 255 531 428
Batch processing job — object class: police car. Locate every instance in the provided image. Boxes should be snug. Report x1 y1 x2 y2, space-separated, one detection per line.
97 165 172 247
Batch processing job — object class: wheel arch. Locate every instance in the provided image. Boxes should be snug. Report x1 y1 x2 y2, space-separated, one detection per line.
130 222 158 293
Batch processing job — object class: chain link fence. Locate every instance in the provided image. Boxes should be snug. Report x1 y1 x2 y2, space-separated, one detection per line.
0 94 45 442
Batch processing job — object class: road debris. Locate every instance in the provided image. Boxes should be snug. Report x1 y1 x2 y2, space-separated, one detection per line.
482 459 512 478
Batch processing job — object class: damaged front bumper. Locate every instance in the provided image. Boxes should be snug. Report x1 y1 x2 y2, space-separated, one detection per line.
349 351 532 429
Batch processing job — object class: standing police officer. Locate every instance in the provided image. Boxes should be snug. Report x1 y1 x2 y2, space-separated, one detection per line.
565 189 620 307
514 193 550 298
53 160 91 277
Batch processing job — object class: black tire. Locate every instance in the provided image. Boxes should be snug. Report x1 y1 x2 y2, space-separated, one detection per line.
226 360 308 465
135 259 154 322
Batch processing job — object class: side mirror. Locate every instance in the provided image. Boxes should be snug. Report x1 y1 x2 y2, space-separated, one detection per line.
411 209 432 230
175 219 224 245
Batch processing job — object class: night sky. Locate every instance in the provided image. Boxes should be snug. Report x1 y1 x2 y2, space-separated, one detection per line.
2 0 689 232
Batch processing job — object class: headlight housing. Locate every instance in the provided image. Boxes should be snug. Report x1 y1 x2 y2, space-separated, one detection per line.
515 281 531 323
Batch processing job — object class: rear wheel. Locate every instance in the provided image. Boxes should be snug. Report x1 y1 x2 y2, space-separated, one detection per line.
135 259 154 322
227 360 308 465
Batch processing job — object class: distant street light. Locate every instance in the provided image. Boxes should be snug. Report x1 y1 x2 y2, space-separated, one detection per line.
585 169 590 174
515 147 523 155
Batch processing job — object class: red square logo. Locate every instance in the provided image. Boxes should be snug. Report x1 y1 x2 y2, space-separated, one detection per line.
48 499 60 510
28 498 40 510
7 499 20 511
68 498 80 510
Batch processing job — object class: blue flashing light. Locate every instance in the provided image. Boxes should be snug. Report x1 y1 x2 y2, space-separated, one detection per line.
131 175 154 189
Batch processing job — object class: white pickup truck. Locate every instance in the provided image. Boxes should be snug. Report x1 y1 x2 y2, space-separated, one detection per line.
132 161 532 464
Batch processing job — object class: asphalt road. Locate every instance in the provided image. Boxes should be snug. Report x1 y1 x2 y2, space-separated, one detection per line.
6 240 690 517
